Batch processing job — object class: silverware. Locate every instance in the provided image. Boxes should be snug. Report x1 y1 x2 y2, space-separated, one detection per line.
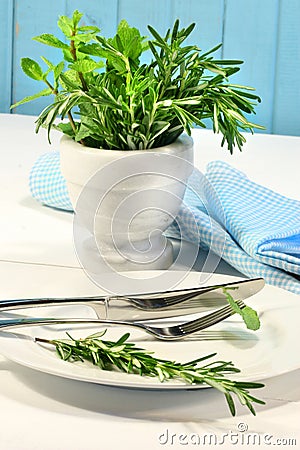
0 300 246 340
0 278 264 321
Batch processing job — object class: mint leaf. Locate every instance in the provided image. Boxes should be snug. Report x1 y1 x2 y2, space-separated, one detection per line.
78 26 100 33
11 88 52 108
241 306 261 331
72 34 98 44
74 122 94 142
72 10 83 28
62 48 74 63
54 61 65 81
59 70 80 90
78 43 104 57
57 15 73 37
21 58 44 80
55 122 77 137
111 20 144 60
40 56 55 68
33 34 68 49
222 288 260 331
69 59 102 73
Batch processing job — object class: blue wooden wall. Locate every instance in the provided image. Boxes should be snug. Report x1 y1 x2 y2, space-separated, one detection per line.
1 0 299 136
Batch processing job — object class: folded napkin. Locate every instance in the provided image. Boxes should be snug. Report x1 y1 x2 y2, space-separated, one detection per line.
29 152 300 295
198 161 300 275
29 152 73 211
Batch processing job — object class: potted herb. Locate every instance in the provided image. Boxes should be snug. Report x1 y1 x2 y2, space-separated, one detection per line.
13 10 263 270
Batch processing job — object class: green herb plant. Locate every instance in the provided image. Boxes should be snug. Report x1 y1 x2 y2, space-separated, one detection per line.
36 330 265 416
12 10 264 152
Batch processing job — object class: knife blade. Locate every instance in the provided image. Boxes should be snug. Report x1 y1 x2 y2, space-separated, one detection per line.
0 278 264 321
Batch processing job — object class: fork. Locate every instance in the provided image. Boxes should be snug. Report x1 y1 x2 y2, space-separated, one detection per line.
0 300 245 340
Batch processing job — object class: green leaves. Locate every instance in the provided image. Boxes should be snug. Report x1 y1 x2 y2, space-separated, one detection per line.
95 20 146 75
78 43 104 57
69 59 103 73
57 10 83 37
112 19 144 60
33 34 68 49
21 58 43 80
72 10 84 28
36 330 265 417
14 10 263 150
11 88 52 108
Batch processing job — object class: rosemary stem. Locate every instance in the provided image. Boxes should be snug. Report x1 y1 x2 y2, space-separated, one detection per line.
35 337 53 344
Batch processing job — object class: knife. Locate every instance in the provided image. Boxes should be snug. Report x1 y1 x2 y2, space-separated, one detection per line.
0 278 264 321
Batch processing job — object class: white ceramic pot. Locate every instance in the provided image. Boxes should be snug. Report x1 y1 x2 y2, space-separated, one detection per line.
60 134 194 272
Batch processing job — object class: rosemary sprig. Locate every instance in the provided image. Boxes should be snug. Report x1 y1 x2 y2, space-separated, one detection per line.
35 330 265 416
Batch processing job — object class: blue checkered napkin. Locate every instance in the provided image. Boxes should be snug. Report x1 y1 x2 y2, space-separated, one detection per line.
166 166 300 295
29 153 300 294
168 203 300 295
29 152 73 211
205 161 300 275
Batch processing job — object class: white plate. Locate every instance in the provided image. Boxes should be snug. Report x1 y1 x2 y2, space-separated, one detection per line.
0 270 299 390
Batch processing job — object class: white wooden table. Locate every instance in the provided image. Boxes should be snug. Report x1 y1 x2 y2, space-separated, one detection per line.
0 114 299 450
